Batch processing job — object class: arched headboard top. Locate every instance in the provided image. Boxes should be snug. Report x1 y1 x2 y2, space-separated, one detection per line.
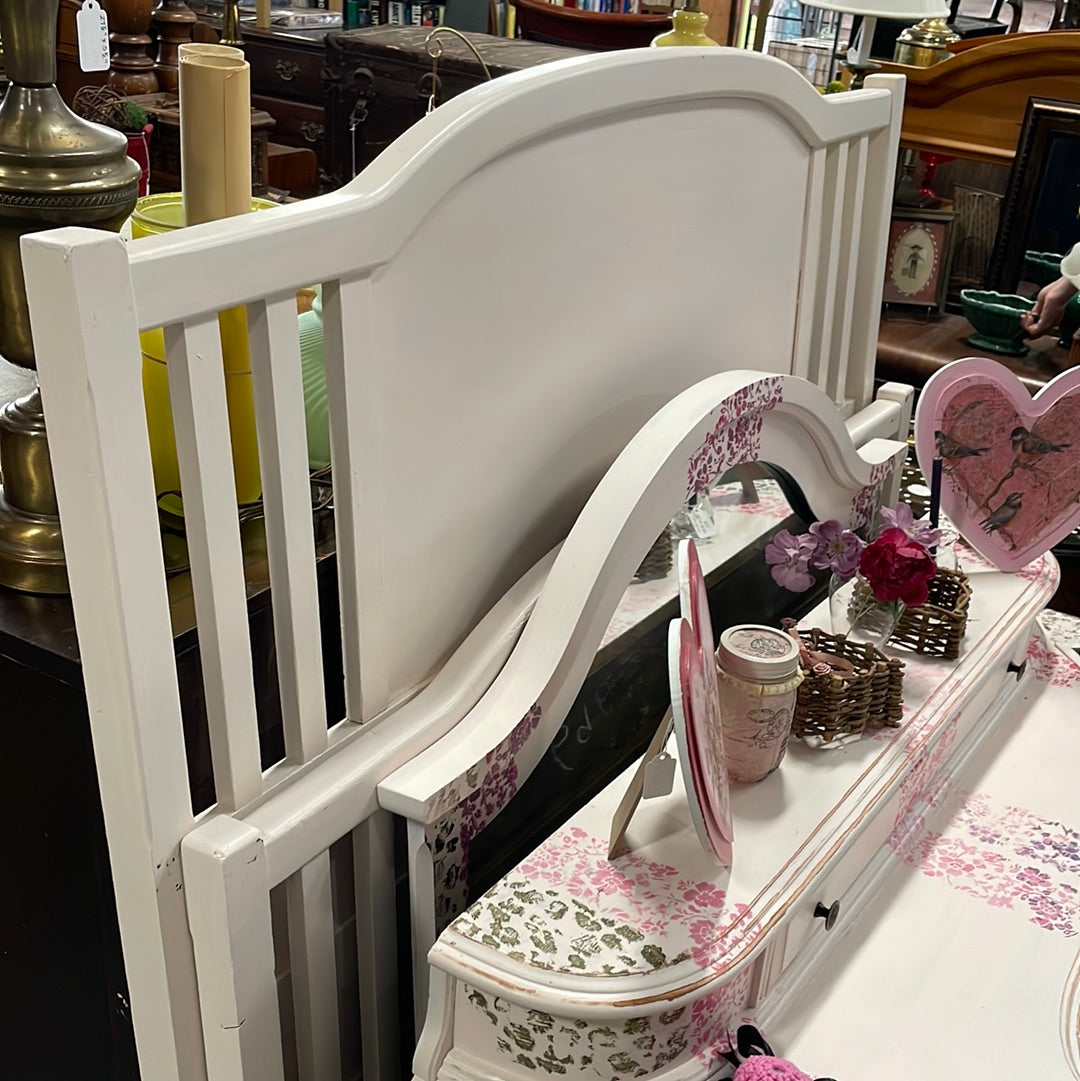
28 48 904 734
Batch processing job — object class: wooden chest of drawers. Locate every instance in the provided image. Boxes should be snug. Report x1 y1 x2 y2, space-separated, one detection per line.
188 11 334 188
240 26 332 186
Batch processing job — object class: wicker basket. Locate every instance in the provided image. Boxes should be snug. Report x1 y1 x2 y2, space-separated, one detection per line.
792 629 905 742
888 567 971 661
635 525 674 581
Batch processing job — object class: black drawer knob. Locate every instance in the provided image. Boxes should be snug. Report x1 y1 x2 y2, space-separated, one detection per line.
813 900 840 931
1007 659 1027 681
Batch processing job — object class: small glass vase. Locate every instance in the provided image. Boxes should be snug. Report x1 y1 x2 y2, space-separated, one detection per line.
828 572 904 650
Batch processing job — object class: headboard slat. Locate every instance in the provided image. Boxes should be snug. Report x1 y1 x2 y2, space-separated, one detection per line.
247 295 329 764
815 141 849 401
793 145 827 384
164 316 263 810
320 274 382 722
847 70 905 411
832 133 870 415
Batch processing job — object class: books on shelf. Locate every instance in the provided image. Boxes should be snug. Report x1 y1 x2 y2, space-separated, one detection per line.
540 0 651 10
346 0 446 24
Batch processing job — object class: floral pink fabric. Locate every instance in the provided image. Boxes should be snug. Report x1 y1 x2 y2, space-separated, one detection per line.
685 378 784 498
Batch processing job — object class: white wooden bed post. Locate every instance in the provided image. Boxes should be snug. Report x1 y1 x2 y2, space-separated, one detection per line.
23 47 909 1081
23 231 204 1081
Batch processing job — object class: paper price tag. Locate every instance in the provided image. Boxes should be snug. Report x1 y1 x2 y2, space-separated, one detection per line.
77 0 111 73
642 752 676 799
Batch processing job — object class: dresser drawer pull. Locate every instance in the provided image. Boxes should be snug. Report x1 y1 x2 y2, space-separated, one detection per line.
813 900 841 931
275 59 301 82
1007 659 1027 681
300 122 325 143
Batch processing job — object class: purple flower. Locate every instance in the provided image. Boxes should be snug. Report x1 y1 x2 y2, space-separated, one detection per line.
880 502 942 549
764 529 817 592
808 519 865 580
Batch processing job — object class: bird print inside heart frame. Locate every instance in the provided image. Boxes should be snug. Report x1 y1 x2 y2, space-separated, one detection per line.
914 358 1080 572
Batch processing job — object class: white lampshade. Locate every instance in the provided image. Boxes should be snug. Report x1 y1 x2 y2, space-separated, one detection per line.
798 0 947 16
799 0 948 70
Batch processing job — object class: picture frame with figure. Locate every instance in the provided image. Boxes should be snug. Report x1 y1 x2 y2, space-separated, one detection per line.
882 208 956 312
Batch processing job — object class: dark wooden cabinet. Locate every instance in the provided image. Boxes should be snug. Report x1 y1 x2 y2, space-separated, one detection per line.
247 35 328 100
190 10 335 188
0 512 343 1078
252 93 327 170
322 27 587 189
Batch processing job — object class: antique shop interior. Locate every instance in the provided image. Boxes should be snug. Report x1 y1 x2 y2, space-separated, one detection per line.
3 2 1080 1080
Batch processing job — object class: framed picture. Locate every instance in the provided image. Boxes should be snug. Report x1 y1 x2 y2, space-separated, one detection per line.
882 208 956 312
988 97 1080 295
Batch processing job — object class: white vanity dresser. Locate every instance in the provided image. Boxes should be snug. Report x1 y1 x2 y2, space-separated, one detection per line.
414 547 1069 1079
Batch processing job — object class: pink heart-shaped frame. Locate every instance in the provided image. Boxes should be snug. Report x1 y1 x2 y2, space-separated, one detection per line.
914 358 1080 572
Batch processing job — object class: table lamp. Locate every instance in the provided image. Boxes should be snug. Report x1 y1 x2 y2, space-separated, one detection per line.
799 0 948 86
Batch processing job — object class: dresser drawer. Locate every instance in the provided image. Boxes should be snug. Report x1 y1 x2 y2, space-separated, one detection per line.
248 43 325 103
780 787 902 973
252 95 328 179
768 612 1040 996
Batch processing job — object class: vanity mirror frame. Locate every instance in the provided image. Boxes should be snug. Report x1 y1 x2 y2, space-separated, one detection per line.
987 96 1080 297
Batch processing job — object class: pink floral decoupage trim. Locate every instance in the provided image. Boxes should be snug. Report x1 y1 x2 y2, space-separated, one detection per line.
900 791 1080 938
1027 621 1080 688
850 458 897 533
887 708 960 853
427 704 543 930
686 378 784 498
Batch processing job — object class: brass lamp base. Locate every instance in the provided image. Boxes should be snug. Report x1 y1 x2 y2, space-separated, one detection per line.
0 388 68 594
893 17 959 67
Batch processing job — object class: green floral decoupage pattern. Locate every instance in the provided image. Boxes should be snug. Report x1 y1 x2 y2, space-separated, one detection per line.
461 966 755 1077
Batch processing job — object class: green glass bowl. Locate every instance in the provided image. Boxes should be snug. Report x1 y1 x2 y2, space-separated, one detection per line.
960 289 1034 357
1022 250 1064 289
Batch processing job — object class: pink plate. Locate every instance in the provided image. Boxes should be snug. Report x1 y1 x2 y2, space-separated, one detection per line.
672 539 734 865
914 358 1080 571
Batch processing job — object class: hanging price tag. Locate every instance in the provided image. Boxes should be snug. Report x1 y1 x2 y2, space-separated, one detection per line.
642 751 676 799
76 0 111 73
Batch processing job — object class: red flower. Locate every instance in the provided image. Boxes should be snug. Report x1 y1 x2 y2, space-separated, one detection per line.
858 527 937 606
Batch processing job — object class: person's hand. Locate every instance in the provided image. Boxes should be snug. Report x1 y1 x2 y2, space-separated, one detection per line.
1021 275 1078 338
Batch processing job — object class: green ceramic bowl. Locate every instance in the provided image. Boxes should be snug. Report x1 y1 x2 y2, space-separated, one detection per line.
1022 250 1064 289
960 289 1034 357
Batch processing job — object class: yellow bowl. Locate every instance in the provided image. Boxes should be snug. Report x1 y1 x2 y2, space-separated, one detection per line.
130 192 278 237
134 193 278 514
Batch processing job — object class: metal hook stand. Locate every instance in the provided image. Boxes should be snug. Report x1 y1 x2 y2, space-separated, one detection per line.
423 27 493 113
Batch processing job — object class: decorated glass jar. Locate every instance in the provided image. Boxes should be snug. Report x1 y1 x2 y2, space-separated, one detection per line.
716 625 803 783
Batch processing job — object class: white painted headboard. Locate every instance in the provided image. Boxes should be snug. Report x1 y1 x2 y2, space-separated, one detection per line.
23 47 908 1081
